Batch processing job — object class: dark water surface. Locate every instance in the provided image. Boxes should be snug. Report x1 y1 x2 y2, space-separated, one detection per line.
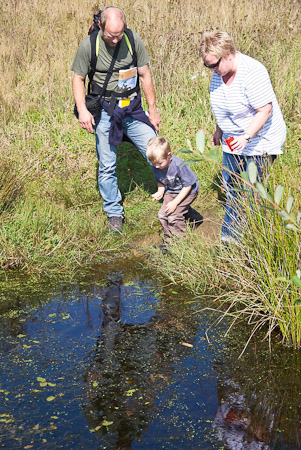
0 260 300 449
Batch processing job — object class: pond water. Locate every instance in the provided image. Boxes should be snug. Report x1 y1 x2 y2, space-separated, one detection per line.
0 259 300 449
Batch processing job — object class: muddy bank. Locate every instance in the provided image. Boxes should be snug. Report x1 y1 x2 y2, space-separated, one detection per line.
128 207 222 254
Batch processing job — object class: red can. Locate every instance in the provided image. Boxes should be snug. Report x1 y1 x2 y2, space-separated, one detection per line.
225 137 234 151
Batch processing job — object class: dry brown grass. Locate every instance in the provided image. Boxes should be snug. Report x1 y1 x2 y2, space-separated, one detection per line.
1 0 299 122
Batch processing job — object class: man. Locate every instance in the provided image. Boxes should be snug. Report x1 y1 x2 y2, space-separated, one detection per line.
71 6 161 233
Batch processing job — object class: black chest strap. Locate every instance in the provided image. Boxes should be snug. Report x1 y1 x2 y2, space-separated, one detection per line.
88 28 137 95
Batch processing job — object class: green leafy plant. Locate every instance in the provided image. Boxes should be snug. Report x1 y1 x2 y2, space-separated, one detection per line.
176 129 300 350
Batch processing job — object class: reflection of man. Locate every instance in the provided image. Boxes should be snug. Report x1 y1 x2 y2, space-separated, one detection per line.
102 273 122 328
71 7 161 233
100 272 123 365
85 272 159 447
83 274 198 448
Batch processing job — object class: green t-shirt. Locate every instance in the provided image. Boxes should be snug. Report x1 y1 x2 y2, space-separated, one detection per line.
71 30 150 94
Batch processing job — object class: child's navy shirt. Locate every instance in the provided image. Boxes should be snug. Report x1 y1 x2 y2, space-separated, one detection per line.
152 155 199 194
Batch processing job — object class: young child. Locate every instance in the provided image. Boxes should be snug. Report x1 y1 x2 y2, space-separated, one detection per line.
146 136 200 248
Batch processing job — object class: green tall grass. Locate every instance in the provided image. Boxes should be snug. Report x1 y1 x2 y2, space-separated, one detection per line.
0 0 300 286
149 133 300 350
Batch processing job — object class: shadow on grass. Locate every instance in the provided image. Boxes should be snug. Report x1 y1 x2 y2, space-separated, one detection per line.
116 142 156 196
211 171 226 204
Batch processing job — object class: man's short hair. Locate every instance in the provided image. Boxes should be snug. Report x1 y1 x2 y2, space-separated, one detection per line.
100 7 127 31
146 136 171 162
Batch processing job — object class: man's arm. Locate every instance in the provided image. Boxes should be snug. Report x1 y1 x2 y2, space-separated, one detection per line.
138 64 161 132
72 73 95 134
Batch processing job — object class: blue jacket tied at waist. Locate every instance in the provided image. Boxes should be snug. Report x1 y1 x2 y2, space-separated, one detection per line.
101 92 156 146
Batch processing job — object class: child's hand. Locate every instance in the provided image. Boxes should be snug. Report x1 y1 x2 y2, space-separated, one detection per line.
151 191 163 201
165 200 177 214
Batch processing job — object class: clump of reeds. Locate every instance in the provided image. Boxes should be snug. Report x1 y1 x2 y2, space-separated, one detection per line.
150 143 300 350
216 199 300 352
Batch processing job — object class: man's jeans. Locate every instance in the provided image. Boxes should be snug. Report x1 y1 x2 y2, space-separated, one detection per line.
95 109 156 218
221 152 276 241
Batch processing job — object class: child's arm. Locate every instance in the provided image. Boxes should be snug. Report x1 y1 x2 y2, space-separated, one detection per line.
151 183 165 201
165 185 192 214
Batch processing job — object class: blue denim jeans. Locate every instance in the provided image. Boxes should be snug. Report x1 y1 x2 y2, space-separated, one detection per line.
221 152 276 241
95 109 156 217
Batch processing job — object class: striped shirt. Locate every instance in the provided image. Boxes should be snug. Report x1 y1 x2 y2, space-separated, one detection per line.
210 53 286 155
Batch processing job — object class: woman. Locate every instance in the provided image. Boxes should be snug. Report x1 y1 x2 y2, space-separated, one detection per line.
200 31 286 243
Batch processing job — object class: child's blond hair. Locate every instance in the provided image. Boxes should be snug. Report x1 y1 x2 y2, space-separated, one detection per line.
146 136 171 162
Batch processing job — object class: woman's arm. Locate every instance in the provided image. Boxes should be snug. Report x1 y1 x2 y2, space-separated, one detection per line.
231 103 272 151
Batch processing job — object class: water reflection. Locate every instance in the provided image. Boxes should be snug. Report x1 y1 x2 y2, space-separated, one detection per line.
212 340 301 450
0 265 300 449
213 378 270 449
83 271 200 449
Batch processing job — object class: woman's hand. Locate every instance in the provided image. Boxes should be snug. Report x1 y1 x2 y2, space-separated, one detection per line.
212 127 223 146
230 135 248 152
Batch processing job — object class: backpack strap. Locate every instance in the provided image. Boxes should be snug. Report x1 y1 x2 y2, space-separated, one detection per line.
123 29 137 67
97 40 121 99
123 33 132 54
87 30 99 94
87 27 138 108
90 28 137 81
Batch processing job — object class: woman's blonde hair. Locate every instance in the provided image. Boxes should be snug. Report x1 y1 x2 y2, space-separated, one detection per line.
146 136 171 162
200 31 236 59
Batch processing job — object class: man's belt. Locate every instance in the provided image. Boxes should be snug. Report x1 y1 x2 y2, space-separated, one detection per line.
91 81 139 115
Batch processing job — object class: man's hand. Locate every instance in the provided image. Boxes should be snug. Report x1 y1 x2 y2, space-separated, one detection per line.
148 109 161 133
138 64 161 132
72 73 95 134
78 109 95 134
